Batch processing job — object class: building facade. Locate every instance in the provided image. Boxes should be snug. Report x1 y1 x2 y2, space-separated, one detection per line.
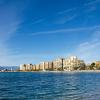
63 56 85 71
52 58 64 70
20 56 85 71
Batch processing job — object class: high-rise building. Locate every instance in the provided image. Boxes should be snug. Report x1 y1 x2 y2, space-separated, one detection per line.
53 58 64 70
48 61 53 70
20 64 33 71
35 64 40 71
44 62 49 70
32 64 36 71
63 56 85 71
20 56 85 71
39 62 45 71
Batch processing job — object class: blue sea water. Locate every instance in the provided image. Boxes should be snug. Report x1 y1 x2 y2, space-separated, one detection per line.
0 72 100 100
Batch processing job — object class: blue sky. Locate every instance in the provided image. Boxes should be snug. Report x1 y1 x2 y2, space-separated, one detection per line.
0 0 100 65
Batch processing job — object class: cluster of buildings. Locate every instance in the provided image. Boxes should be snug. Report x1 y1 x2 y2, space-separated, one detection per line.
20 56 86 71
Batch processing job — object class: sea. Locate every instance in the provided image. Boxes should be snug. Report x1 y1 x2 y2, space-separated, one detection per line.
0 72 100 100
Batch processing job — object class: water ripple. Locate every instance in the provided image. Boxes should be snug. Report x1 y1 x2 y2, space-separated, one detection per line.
0 72 100 100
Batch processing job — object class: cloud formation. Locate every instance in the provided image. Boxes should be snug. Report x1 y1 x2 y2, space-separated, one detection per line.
32 18 44 25
32 25 100 36
0 0 25 65
57 7 76 15
73 31 100 63
84 0 100 6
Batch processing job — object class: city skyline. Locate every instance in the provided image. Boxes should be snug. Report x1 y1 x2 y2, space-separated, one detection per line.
20 56 86 71
0 0 100 65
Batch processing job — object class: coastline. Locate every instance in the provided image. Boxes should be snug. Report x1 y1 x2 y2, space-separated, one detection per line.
1 70 100 73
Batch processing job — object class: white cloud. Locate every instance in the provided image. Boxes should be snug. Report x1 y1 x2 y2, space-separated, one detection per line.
0 1 25 66
55 14 77 24
32 18 44 25
57 7 76 15
85 6 96 13
73 31 100 63
83 0 100 14
84 0 100 6
32 25 100 36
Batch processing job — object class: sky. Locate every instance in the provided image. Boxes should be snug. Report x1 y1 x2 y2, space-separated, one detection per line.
0 0 100 66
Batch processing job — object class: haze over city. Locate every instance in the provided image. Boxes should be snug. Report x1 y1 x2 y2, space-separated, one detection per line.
0 0 100 66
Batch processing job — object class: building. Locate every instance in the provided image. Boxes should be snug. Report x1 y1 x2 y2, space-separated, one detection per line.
63 56 85 71
20 56 85 71
48 61 53 70
95 61 100 67
20 64 33 71
32 64 36 71
53 58 64 70
39 61 53 71
20 64 26 71
39 62 45 71
35 64 40 71
95 61 100 69
44 62 49 70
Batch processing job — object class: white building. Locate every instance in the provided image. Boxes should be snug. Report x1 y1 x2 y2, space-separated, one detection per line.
63 56 85 71
53 58 64 70
20 64 25 71
20 64 33 71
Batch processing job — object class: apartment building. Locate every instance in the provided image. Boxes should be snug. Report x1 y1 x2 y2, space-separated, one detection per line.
20 56 85 71
63 56 85 71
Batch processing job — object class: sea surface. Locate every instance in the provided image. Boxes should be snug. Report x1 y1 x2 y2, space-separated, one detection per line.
0 72 100 100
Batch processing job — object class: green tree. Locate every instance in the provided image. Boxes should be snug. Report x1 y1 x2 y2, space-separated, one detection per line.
90 62 95 70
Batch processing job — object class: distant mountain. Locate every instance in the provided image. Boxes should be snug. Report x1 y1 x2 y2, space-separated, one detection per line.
0 66 19 70
0 66 5 70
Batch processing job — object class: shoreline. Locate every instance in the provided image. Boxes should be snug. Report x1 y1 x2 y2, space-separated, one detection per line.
1 70 100 73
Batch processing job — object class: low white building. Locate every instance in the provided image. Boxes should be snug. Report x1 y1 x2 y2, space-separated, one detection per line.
20 64 25 71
